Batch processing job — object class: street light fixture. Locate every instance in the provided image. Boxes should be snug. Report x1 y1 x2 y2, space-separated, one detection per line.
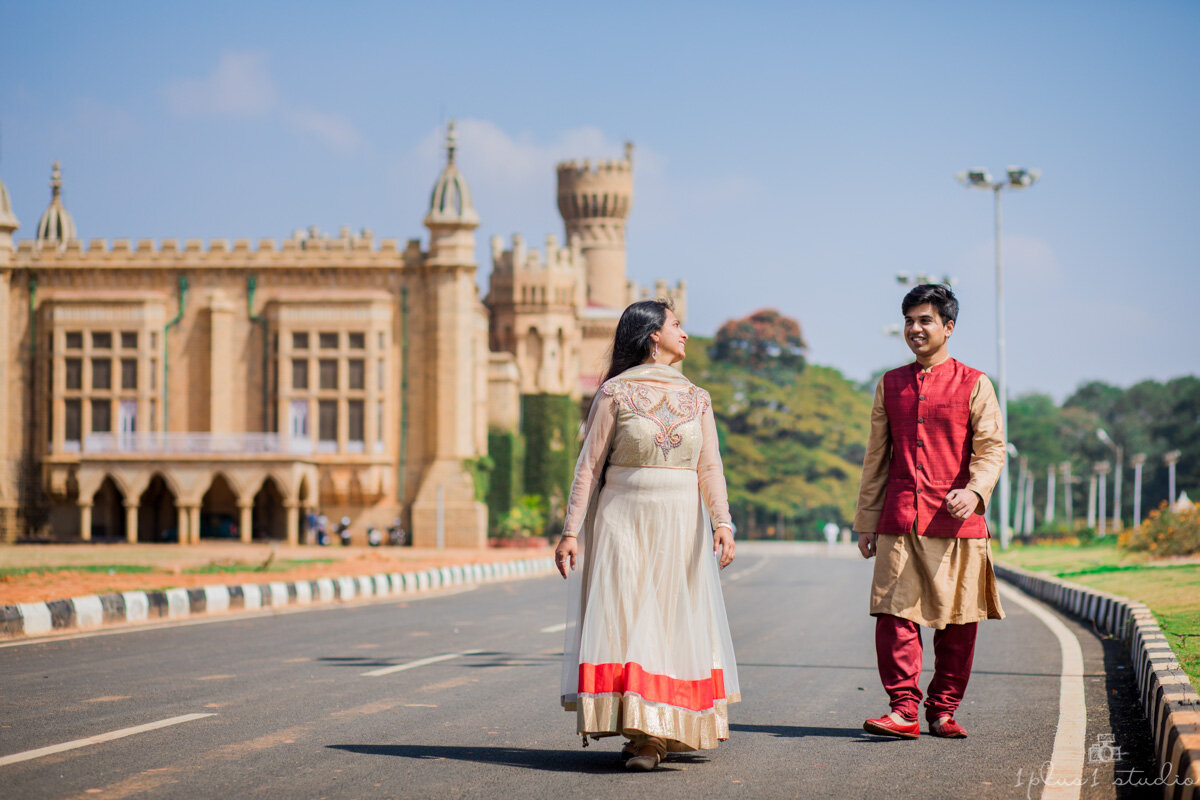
957 165 1042 550
1097 428 1123 530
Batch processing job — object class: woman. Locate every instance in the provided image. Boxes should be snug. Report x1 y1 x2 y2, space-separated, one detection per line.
555 299 738 772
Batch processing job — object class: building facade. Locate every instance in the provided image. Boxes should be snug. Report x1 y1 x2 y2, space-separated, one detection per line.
0 127 684 546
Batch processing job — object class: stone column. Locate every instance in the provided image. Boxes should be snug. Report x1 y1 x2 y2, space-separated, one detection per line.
208 292 236 434
284 502 299 546
238 503 253 544
79 502 93 542
124 502 139 544
177 505 189 545
188 505 202 545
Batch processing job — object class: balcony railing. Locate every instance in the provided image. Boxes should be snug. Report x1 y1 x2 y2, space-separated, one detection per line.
81 433 316 456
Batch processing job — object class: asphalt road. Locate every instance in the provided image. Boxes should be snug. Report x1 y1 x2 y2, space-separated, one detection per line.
0 543 1159 800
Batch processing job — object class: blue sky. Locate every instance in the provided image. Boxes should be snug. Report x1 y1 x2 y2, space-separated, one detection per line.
3 0 1197 399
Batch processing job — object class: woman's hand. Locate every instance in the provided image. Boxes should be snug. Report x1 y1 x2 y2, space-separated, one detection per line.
713 525 735 569
554 535 578 579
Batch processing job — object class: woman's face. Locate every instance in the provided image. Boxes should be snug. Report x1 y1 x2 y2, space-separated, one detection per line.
652 309 688 364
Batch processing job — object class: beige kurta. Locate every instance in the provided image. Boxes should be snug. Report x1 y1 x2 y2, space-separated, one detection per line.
855 358 1006 628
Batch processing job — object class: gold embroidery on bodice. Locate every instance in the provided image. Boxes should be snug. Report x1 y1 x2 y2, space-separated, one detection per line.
602 379 711 462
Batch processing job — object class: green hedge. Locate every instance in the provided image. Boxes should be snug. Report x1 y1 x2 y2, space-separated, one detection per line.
486 429 524 534
521 393 578 530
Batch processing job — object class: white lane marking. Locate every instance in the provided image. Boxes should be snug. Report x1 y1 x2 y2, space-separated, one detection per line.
723 557 768 583
997 583 1085 800
0 713 215 767
540 622 567 634
362 648 483 677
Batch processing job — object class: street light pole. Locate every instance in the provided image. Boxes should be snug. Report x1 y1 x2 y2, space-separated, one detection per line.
957 167 1041 550
1097 428 1123 530
1130 453 1146 527
1164 449 1181 507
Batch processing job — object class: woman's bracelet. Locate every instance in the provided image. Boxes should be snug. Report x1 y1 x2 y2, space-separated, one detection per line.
714 523 733 533
560 532 578 539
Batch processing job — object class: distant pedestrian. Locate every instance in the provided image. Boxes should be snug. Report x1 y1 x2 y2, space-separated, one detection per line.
367 527 382 547
338 517 351 547
854 284 1006 740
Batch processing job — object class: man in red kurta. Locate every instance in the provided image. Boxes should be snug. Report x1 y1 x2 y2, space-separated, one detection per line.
855 284 1006 739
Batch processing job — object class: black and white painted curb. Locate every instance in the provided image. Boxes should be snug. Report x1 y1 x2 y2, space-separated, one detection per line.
996 562 1200 799
0 556 555 640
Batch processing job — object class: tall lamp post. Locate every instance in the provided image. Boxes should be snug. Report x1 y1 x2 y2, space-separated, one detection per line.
1097 428 1123 530
957 166 1042 549
1164 450 1181 507
1130 453 1146 527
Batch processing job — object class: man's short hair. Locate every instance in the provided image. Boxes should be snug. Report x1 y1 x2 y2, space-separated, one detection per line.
901 284 959 324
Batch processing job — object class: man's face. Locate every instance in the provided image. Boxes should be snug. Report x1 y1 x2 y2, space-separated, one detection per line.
903 302 954 358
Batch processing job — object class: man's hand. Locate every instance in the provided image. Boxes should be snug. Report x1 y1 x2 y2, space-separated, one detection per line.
945 488 979 521
713 526 735 568
858 532 878 559
554 535 578 579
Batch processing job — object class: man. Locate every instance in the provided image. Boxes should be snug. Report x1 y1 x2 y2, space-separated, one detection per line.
855 284 1006 739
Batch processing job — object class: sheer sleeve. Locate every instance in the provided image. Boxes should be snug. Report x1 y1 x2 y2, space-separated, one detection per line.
560 387 619 536
698 393 733 531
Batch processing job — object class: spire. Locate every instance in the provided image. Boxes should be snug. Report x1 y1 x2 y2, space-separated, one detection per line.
36 160 77 247
424 120 479 228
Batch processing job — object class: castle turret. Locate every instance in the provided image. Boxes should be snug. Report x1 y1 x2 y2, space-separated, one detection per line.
412 121 488 548
486 232 584 396
36 162 77 247
556 142 633 310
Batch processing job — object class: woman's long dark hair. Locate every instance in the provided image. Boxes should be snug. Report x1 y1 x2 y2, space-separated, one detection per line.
602 299 673 383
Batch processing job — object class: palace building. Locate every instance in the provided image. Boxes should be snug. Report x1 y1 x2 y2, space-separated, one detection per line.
0 125 684 546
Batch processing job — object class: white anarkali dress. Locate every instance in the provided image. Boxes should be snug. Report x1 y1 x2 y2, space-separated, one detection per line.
560 363 740 752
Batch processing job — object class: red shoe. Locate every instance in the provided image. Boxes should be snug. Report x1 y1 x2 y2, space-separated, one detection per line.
928 715 968 738
863 713 920 739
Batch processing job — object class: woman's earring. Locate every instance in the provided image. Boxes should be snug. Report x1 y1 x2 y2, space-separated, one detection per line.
653 343 659 358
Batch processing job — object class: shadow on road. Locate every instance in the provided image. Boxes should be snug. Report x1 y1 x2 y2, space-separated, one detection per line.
737 662 1103 678
327 744 703 773
730 723 871 741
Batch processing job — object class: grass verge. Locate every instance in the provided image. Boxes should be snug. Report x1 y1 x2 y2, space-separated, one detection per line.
996 539 1200 690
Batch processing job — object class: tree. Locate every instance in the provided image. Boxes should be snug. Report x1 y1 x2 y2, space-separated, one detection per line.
709 309 807 378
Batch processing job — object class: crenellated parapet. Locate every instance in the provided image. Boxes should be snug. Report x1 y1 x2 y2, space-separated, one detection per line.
12 227 423 271
628 278 689 325
487 233 585 312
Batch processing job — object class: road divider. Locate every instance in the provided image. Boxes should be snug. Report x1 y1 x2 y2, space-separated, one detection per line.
0 556 556 641
996 562 1200 800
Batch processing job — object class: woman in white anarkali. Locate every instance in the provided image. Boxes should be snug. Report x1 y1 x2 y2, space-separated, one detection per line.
555 300 739 772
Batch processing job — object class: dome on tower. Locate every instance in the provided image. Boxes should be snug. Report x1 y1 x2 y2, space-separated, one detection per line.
424 122 479 227
0 175 18 232
36 161 77 246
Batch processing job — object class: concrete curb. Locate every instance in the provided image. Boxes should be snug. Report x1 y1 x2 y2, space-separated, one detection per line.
0 556 556 640
995 562 1200 799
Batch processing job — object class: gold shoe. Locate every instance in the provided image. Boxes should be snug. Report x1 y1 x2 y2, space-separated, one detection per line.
624 744 661 771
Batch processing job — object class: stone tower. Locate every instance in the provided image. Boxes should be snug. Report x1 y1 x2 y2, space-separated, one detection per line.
556 142 633 310
411 121 489 547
